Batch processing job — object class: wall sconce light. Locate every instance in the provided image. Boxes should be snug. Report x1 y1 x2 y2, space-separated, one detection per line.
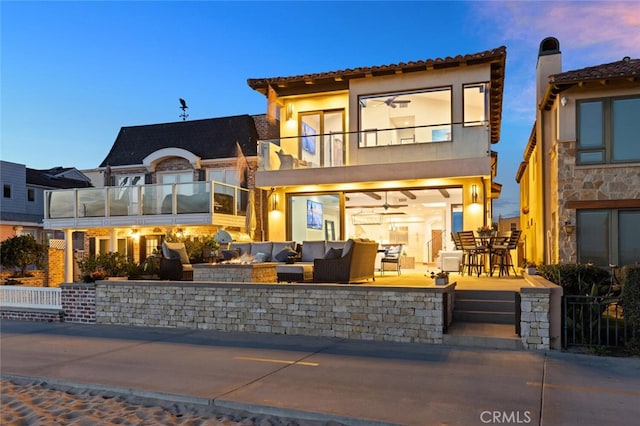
560 96 568 107
562 221 575 235
471 184 479 204
270 193 279 211
285 104 294 121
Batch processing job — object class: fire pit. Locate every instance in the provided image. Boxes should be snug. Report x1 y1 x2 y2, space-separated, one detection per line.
192 262 277 283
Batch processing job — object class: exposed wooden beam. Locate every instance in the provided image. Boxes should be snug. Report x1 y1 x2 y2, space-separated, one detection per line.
363 192 382 200
400 190 417 200
438 188 450 198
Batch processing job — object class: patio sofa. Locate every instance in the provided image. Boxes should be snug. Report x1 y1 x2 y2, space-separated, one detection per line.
159 241 194 280
313 239 379 284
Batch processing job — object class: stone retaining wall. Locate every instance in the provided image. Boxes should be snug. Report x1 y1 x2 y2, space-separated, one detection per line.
520 275 563 350
95 281 456 344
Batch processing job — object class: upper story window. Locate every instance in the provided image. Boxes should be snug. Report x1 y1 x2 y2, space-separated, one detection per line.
577 96 640 165
359 88 452 147
3 184 11 198
463 83 489 126
27 188 35 202
208 169 240 187
116 174 143 186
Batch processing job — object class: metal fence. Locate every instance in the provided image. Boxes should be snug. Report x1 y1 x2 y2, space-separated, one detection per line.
563 295 637 349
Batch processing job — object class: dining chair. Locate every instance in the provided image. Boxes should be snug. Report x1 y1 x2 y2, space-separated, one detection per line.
458 231 484 277
490 230 522 276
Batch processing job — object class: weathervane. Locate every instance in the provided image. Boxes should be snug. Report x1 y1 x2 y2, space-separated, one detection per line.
179 98 189 121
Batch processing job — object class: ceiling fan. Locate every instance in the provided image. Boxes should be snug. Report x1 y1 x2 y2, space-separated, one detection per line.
369 96 411 108
346 192 409 210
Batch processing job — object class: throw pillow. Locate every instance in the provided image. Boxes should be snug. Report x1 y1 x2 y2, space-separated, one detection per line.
254 252 268 262
324 247 343 260
221 249 240 261
163 242 190 264
275 247 298 262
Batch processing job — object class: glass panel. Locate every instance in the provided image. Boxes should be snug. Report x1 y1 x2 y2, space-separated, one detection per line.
109 186 135 216
619 210 640 266
359 88 452 146
463 83 488 126
213 182 235 215
578 101 603 148
290 194 341 243
77 188 105 217
577 210 609 266
175 181 210 214
142 184 167 215
612 98 640 162
300 114 320 166
324 111 344 167
578 151 604 163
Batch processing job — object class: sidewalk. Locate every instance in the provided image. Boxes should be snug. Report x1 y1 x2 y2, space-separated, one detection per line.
2 320 639 425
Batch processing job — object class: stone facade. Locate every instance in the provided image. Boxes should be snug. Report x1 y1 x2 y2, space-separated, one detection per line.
554 140 640 263
519 274 562 350
95 281 455 344
61 283 97 323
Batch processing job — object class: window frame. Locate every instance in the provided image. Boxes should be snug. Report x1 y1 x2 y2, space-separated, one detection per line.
577 208 640 266
463 82 489 127
576 95 640 165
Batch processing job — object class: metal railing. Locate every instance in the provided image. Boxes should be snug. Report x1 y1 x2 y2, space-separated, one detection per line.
0 286 62 310
563 295 637 349
45 181 249 220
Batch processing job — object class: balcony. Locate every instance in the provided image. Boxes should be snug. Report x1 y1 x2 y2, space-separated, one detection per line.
256 123 491 188
43 181 249 229
258 122 489 172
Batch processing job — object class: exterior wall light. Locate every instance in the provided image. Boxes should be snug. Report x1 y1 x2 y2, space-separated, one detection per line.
560 96 568 107
285 104 294 121
471 184 479 204
270 193 279 211
562 221 575 235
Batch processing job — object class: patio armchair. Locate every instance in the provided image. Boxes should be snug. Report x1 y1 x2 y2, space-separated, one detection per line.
313 239 379 283
159 241 193 280
380 244 402 275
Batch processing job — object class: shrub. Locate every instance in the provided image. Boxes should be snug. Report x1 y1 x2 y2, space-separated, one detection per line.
165 233 219 262
78 252 136 282
536 263 610 296
621 265 640 329
0 234 46 277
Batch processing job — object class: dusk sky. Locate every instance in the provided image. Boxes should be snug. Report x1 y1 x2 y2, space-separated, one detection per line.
2 1 639 219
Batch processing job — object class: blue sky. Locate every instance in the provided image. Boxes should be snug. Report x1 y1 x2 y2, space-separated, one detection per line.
2 1 639 219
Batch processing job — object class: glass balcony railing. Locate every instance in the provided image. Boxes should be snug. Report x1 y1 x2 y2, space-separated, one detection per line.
45 181 249 220
257 122 488 171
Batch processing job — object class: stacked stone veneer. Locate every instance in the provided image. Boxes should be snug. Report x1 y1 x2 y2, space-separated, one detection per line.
554 140 640 263
193 263 277 283
61 284 97 323
519 275 562 350
95 281 456 343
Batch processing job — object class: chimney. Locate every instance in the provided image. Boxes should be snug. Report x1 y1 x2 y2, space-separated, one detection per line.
536 37 562 107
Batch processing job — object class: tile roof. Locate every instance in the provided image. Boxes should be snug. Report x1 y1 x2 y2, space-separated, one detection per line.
247 47 506 144
550 56 640 84
100 115 270 167
541 56 640 110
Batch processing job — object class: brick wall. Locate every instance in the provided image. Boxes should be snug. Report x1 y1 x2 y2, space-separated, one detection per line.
61 283 97 323
46 247 65 287
95 281 455 344
1 309 62 322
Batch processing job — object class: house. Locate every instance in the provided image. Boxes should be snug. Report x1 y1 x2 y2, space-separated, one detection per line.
42 114 278 282
0 161 91 243
247 47 507 265
516 37 640 267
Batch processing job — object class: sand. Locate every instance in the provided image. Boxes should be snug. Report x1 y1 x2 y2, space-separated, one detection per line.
0 378 341 426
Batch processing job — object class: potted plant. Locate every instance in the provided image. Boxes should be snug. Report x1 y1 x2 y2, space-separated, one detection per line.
431 271 449 285
523 260 537 275
476 225 496 238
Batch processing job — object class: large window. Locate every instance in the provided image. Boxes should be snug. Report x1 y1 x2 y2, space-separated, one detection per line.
359 88 452 147
577 209 640 266
577 96 640 164
463 83 489 126
289 194 341 243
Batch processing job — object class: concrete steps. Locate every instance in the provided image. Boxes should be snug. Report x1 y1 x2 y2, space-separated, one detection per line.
444 290 523 350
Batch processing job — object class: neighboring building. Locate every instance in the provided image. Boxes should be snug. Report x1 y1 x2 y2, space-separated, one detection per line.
247 47 507 264
42 114 278 282
516 37 640 267
0 160 91 243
